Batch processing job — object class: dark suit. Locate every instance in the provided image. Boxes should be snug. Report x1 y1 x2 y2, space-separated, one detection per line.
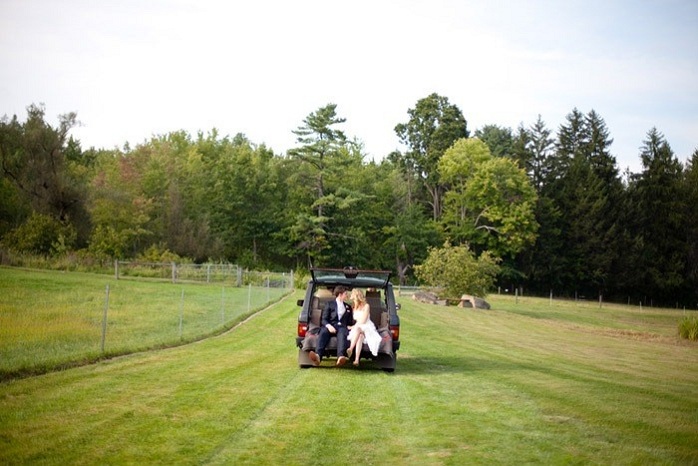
315 299 353 359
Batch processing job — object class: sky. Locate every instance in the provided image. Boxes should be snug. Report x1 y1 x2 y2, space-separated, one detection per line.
1 0 697 173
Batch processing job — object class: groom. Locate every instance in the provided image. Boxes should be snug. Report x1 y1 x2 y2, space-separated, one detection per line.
309 286 353 366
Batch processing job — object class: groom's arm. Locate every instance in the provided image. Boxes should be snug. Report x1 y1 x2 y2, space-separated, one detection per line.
321 302 336 333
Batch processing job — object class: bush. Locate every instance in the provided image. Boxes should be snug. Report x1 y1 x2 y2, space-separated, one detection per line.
414 241 501 298
137 244 183 263
678 316 698 341
3 212 76 256
293 269 309 290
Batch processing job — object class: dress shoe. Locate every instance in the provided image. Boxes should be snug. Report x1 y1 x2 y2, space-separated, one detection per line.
309 351 320 366
336 356 348 366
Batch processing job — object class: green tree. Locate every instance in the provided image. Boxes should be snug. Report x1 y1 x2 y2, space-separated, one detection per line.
475 124 513 158
507 116 560 293
514 115 555 193
0 104 90 249
626 128 685 302
683 149 698 304
88 149 155 259
287 104 361 267
415 242 500 297
439 138 538 258
394 93 469 220
532 109 623 296
382 188 441 285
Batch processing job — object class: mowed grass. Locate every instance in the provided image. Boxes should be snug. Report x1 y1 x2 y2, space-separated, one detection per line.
0 285 697 464
0 267 289 379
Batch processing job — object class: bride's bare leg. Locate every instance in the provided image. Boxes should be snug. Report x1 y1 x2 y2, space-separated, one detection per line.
353 332 364 365
348 331 359 357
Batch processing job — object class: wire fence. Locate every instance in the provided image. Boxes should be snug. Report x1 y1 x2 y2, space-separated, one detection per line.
397 284 696 312
114 261 293 287
0 265 293 380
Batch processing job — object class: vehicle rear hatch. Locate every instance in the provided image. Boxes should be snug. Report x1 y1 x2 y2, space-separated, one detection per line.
310 268 392 288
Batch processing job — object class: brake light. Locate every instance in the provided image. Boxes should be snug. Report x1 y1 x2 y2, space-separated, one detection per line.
298 322 308 338
389 325 399 341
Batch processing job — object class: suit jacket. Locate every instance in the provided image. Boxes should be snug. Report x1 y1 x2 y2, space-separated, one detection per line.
322 299 353 329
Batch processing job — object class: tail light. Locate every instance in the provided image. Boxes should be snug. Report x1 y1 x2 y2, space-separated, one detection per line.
298 322 308 338
389 325 399 341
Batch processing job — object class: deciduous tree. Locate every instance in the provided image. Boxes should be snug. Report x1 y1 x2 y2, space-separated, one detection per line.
394 93 469 220
0 104 90 250
439 138 538 258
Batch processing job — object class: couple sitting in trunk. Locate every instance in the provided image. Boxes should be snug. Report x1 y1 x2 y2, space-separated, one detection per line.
308 286 381 367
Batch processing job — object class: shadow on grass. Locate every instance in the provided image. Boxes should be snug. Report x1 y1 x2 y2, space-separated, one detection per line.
395 355 532 375
296 355 535 375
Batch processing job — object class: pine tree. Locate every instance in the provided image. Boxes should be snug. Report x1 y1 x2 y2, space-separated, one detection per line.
543 109 622 296
527 115 555 193
683 149 698 304
629 128 685 302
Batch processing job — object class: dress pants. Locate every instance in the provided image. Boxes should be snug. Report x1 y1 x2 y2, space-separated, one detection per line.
316 325 348 359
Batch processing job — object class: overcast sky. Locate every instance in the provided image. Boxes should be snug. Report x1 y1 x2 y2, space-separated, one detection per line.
1 0 697 173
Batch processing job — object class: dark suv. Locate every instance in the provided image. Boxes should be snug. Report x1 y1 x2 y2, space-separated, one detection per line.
295 267 401 372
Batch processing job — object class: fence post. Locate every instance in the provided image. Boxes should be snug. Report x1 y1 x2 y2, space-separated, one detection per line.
550 290 553 306
247 283 252 312
221 286 225 324
171 262 176 284
179 288 184 340
101 284 110 353
114 260 119 280
515 288 519 304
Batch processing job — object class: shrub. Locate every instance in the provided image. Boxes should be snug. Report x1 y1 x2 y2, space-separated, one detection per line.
293 269 309 290
137 244 182 263
3 212 77 256
678 316 698 341
414 241 500 298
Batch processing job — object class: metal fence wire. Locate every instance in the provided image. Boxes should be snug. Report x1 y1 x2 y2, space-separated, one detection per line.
0 265 293 379
114 261 293 287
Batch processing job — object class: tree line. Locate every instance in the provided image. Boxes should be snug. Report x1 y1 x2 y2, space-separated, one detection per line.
1 95 697 307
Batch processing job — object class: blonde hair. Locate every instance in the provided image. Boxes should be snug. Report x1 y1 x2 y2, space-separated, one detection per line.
350 288 366 307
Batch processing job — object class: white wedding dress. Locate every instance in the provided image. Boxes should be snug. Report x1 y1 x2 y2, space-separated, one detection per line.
348 304 382 356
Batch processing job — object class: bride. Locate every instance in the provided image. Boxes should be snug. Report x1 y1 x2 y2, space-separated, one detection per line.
347 288 382 366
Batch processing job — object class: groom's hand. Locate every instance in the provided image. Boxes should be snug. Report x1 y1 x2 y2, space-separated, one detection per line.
326 324 336 334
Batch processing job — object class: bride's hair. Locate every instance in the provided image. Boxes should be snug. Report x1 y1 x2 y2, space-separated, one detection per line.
350 288 366 306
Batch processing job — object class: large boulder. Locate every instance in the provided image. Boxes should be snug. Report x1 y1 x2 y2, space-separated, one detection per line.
460 294 491 310
412 290 440 305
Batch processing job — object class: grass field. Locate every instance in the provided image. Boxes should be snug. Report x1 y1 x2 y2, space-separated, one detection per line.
0 267 289 379
0 272 696 464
